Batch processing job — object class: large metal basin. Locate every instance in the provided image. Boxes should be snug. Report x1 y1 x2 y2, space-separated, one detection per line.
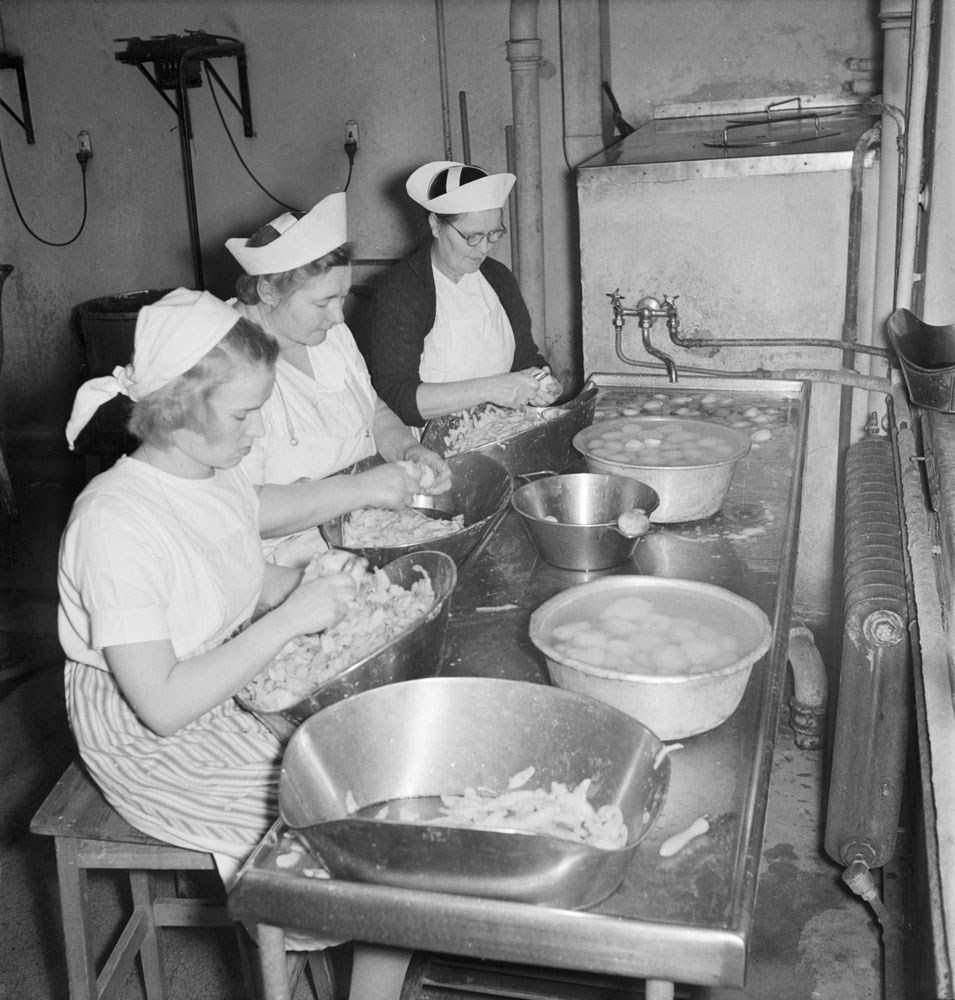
279 677 669 908
511 473 659 571
573 415 750 523
421 384 598 477
529 576 771 740
236 551 457 742
320 452 512 570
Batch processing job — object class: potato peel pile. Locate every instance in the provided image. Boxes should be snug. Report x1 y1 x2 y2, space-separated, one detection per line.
241 564 436 711
442 404 545 454
431 767 628 850
343 505 464 546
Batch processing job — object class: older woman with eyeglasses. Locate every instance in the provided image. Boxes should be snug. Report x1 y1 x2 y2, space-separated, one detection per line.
368 160 562 427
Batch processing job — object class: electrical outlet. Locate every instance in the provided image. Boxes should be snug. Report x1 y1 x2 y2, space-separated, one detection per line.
344 120 359 151
76 130 92 161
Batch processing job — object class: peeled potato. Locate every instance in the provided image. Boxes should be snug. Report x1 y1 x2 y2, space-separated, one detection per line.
616 509 651 537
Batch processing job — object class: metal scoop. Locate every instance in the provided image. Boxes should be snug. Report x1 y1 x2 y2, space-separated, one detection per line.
411 494 457 522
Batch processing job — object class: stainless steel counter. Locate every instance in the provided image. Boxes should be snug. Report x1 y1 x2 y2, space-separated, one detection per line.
229 376 811 1000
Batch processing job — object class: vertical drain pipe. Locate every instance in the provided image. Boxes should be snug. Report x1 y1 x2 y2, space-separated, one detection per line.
434 0 454 160
507 0 546 344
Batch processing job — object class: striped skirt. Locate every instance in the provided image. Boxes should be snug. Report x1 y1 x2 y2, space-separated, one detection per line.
65 660 283 867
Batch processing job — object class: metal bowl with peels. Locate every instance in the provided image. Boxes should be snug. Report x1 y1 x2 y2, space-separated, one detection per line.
236 551 457 742
320 451 512 570
279 677 669 908
421 384 598 478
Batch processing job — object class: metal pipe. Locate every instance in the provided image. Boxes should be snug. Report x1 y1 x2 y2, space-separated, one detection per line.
434 0 454 160
833 124 885 639
873 3 912 417
667 330 891 360
922 0 955 319
504 125 519 284
459 91 471 164
786 623 828 751
177 51 203 289
602 358 892 394
896 0 933 311
507 0 546 342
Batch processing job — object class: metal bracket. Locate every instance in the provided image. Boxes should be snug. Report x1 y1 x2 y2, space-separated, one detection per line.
0 53 35 144
115 32 253 139
114 31 254 290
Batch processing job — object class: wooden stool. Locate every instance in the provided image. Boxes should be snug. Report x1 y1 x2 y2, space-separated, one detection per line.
30 760 257 1000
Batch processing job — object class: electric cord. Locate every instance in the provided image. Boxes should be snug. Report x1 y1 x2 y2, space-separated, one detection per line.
343 139 357 192
205 31 355 197
0 126 89 246
204 57 299 213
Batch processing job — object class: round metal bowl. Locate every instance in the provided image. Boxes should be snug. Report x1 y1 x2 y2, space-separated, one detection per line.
529 576 772 740
511 473 660 571
320 451 513 570
279 676 669 908
421 384 598 477
572 415 751 523
236 550 458 742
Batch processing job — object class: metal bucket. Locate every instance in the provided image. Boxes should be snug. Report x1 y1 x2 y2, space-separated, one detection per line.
511 473 659 571
73 288 174 436
887 307 955 412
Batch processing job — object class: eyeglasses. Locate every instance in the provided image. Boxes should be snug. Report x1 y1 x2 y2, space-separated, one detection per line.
445 221 507 247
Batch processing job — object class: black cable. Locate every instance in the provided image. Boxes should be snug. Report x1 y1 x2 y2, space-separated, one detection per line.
343 149 356 192
0 126 88 246
205 58 298 212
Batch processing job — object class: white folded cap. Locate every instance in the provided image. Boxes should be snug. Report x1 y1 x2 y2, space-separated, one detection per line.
65 288 239 448
225 192 348 275
406 161 515 214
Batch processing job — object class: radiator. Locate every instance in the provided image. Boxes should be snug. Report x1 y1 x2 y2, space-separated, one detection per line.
824 435 911 870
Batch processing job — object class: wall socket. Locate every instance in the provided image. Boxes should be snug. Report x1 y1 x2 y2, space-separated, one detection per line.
76 130 93 160
344 120 359 151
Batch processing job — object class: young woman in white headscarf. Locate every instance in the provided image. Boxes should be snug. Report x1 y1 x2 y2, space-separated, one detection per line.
58 288 357 886
225 193 451 567
368 160 563 427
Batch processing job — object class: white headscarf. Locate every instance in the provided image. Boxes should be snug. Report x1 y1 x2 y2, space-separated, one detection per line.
405 161 515 214
224 192 348 275
65 288 241 449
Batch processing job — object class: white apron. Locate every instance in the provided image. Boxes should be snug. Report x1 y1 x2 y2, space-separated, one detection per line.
247 332 378 566
419 266 516 383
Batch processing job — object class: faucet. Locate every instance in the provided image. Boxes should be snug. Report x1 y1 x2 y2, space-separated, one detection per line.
607 290 680 382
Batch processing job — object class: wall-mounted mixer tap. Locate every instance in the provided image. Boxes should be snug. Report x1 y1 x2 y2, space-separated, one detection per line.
606 290 681 382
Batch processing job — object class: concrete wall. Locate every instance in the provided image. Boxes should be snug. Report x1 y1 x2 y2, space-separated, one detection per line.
0 0 549 428
0 0 881 434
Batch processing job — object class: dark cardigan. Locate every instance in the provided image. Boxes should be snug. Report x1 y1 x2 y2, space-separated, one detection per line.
368 244 547 427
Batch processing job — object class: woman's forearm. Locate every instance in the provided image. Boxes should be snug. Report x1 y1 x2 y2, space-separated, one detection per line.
256 476 371 538
372 401 421 462
105 611 303 736
415 378 495 421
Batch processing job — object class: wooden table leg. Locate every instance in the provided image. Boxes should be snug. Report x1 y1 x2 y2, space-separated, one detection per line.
645 979 675 1000
257 924 291 1000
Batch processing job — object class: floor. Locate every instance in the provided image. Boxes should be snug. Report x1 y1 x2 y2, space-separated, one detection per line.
0 430 890 1000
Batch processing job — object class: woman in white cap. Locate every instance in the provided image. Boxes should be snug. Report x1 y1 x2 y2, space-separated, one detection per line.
368 160 563 427
59 288 358 888
225 192 450 567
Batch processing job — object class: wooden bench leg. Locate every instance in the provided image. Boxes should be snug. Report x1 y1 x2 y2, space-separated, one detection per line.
130 871 167 1000
54 837 98 1000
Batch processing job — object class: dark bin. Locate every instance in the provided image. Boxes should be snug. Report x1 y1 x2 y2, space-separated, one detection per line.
72 288 173 446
